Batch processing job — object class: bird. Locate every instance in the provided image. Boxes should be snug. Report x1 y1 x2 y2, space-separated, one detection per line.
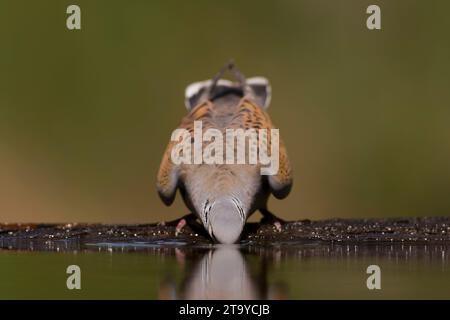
156 61 292 244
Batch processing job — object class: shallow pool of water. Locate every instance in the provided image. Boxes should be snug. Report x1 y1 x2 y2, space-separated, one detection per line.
0 240 448 299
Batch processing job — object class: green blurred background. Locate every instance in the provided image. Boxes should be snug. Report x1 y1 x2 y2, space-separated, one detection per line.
0 0 449 223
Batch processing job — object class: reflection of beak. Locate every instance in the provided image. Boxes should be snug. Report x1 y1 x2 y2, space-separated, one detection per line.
183 247 257 299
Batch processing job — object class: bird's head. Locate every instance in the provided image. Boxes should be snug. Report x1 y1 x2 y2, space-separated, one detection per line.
202 198 245 244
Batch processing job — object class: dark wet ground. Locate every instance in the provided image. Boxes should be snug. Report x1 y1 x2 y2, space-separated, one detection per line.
1 217 449 299
0 217 449 251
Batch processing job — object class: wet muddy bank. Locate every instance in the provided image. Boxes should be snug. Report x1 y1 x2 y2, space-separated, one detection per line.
0 217 449 251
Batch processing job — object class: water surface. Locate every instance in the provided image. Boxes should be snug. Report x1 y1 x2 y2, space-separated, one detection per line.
0 240 448 299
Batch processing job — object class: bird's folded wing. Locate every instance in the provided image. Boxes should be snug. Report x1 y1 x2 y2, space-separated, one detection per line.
157 140 179 206
268 138 293 199
238 99 293 199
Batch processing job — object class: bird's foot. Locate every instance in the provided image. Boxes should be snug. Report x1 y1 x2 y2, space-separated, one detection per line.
161 213 200 236
260 209 285 233
273 221 282 233
175 219 187 236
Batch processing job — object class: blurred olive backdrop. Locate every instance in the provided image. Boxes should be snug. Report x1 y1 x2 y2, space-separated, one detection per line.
0 0 449 223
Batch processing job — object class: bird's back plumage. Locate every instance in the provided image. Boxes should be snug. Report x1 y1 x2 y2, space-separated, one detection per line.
157 63 292 243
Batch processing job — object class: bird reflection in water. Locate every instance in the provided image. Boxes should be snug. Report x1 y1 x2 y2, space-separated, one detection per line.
158 246 288 300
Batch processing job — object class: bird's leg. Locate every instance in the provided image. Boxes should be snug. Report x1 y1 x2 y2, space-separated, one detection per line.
259 208 285 232
159 213 200 236
175 219 186 236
